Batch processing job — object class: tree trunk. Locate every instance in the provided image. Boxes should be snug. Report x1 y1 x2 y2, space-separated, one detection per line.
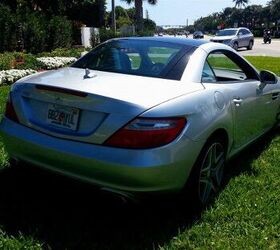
111 0 116 33
135 0 143 32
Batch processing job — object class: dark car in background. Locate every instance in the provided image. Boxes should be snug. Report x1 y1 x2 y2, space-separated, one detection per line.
193 31 204 39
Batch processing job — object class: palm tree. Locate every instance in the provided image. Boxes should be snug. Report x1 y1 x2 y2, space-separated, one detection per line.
233 0 249 8
122 0 157 32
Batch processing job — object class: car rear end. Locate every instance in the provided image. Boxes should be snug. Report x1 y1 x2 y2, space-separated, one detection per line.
0 38 208 195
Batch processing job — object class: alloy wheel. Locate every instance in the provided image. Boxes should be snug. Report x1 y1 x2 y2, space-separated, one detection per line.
198 142 225 205
247 41 253 50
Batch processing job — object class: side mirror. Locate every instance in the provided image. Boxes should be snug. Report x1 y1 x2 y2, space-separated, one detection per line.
258 70 278 90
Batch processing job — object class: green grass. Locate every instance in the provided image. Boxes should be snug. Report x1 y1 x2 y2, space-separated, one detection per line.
161 134 280 249
207 56 280 76
0 56 279 249
245 56 280 75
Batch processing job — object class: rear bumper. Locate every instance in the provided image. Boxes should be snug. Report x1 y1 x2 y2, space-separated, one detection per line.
0 118 203 194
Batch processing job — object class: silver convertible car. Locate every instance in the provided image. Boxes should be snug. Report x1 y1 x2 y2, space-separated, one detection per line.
1 37 279 206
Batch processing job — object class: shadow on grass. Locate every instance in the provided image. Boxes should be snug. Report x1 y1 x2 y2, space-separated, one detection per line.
0 128 278 250
224 127 280 183
0 164 198 250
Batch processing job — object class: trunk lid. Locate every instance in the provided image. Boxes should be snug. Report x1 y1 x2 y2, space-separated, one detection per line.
12 67 203 144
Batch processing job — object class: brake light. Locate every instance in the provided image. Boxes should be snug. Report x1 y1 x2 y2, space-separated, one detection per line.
36 85 88 97
5 94 19 123
104 117 186 149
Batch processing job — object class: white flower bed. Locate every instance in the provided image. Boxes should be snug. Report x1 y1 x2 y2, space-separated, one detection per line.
0 69 37 85
0 57 77 85
37 57 77 69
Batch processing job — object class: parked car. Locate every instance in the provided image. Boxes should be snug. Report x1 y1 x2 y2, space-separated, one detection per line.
1 37 279 206
193 31 204 39
210 27 254 50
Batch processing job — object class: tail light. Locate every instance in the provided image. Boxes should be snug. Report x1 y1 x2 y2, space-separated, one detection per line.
5 94 19 123
104 117 186 149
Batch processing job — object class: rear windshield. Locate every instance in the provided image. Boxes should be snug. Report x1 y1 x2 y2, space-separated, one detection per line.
72 39 193 80
216 29 237 36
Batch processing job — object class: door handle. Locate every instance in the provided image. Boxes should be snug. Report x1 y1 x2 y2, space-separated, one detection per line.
233 98 243 106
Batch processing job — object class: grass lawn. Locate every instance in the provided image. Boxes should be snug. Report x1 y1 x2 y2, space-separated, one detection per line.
0 56 279 249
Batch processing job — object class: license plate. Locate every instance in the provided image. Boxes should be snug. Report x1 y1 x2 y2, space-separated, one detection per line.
47 104 80 131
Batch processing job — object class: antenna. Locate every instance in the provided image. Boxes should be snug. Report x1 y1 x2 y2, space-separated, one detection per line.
84 68 96 79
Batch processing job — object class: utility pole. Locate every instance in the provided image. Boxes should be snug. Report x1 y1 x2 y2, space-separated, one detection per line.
112 0 116 33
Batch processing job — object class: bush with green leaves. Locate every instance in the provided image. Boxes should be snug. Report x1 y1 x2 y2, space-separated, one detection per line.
96 28 121 44
0 53 43 71
14 53 44 70
20 13 73 54
22 12 48 54
48 16 72 50
0 4 17 52
38 48 86 58
0 53 14 71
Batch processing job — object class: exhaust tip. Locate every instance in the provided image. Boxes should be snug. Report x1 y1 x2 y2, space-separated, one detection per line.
100 187 137 204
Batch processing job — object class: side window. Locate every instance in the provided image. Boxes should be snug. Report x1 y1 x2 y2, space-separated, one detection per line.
202 61 216 83
242 29 247 35
147 46 181 75
148 47 180 65
125 52 142 70
203 51 251 83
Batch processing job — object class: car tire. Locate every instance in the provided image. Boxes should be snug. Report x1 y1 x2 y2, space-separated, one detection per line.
233 42 238 51
185 137 226 208
247 40 253 50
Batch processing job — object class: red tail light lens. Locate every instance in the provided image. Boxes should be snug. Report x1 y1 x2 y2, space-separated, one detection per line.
104 117 186 149
5 94 19 123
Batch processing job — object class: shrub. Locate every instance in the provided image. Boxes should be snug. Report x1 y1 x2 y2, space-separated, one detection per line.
38 48 87 58
0 53 14 70
0 52 43 70
95 28 121 44
22 12 48 54
13 53 43 70
0 4 17 52
48 16 72 51
252 29 262 37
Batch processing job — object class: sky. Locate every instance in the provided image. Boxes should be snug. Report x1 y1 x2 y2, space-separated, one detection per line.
107 0 270 25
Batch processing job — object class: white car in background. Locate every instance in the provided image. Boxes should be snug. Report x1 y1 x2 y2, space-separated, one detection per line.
210 28 254 51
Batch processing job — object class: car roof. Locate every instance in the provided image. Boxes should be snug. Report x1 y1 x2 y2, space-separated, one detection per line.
222 27 249 31
221 28 238 30
111 36 208 47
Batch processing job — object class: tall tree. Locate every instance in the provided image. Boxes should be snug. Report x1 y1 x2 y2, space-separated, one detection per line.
233 0 249 8
121 0 157 32
269 0 280 20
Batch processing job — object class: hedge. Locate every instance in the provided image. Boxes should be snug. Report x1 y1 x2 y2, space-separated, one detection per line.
0 5 74 53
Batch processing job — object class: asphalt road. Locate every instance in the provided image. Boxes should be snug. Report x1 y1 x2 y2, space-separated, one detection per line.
238 38 280 57
202 35 280 57
164 35 280 57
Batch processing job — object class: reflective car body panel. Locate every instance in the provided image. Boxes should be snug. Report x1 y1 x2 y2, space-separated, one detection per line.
0 37 279 196
210 27 254 50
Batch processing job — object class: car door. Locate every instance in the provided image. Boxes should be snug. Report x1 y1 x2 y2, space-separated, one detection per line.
202 50 269 149
237 30 246 47
242 29 252 47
